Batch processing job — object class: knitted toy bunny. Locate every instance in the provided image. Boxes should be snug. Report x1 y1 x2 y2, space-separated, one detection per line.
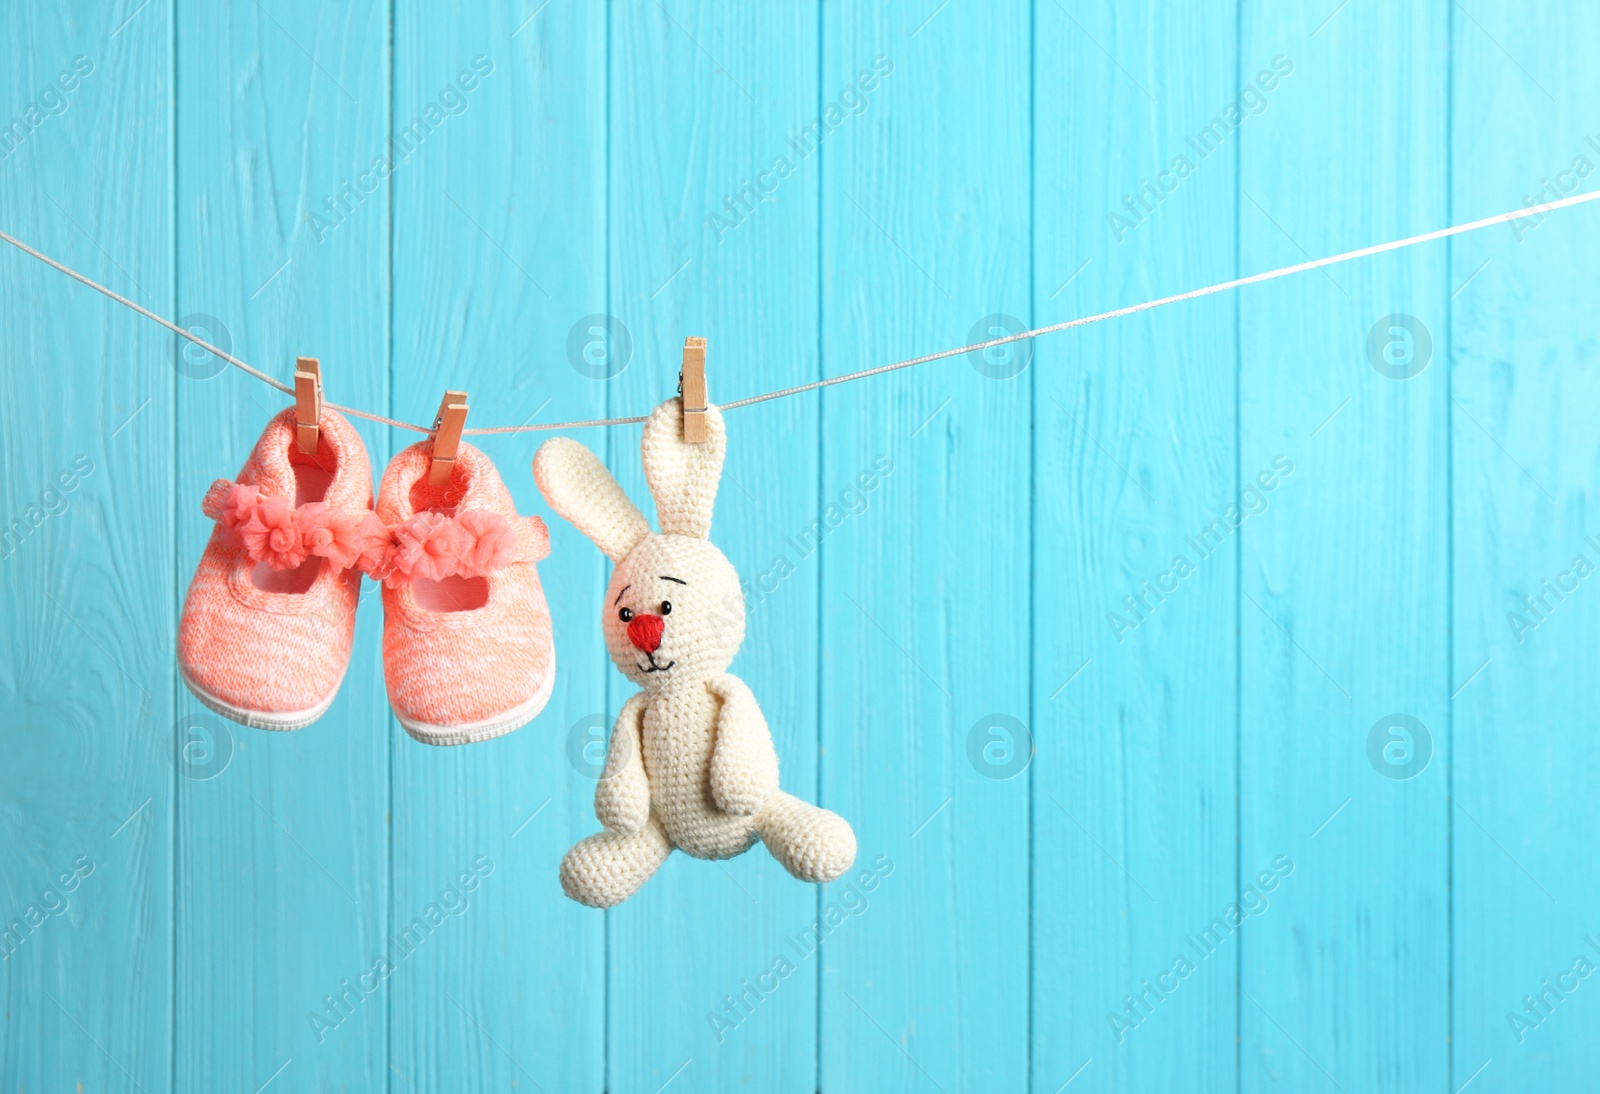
533 398 856 908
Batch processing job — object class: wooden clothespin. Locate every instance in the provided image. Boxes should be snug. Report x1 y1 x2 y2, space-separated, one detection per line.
680 336 708 442
428 390 469 486
294 357 323 454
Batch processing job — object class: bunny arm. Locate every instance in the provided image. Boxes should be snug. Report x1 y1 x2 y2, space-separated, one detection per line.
707 674 781 816
594 693 651 834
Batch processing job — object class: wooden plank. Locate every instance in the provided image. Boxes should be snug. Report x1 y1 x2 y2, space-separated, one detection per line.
18 3 1600 1088
1449 5 1600 1087
604 4 821 1091
0 1 173 1088
1031 1 1240 1089
387 4 607 1091
173 3 392 1089
817 3 1029 1090
1238 3 1450 1090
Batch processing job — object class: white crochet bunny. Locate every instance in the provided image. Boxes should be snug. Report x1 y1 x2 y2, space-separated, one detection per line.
533 398 856 908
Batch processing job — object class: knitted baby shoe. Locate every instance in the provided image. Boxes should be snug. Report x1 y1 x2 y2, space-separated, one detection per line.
371 440 554 745
178 406 385 729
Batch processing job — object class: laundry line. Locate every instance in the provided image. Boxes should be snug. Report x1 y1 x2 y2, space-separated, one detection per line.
3 187 1598 436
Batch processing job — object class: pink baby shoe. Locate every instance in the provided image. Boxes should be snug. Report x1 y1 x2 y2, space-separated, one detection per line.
178 407 385 729
370 440 554 745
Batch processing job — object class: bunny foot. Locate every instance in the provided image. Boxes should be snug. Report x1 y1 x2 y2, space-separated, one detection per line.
756 792 856 883
560 815 672 908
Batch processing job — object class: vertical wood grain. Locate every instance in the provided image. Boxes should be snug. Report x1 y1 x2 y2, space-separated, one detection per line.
12 3 1600 1090
818 2 1031 1090
1239 2 1450 1090
387 3 608 1091
606 4 822 1091
174 3 392 1089
1032 1 1241 1089
1450 4 1600 1087
0 2 173 1088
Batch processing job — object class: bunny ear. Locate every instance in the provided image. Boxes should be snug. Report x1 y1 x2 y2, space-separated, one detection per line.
533 437 650 562
642 398 726 539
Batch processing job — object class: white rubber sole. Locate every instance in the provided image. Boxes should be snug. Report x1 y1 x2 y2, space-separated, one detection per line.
178 663 341 731
395 653 556 747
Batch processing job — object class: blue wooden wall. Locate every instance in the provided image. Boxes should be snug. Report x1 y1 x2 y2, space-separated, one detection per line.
2 1 1597 1091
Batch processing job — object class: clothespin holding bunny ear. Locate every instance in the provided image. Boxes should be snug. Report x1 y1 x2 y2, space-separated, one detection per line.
429 389 469 486
294 357 323 454
680 336 708 443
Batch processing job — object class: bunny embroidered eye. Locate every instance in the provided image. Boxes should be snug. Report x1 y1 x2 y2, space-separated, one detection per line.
618 607 633 622
660 601 672 615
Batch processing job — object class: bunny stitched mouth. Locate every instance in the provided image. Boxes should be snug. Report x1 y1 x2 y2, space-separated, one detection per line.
638 651 676 674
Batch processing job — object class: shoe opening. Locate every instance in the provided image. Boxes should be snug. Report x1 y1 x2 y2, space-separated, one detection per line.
290 439 336 505
413 574 489 612
252 556 322 594
409 460 468 515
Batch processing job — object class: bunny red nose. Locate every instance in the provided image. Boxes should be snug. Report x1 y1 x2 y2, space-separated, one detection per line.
627 613 665 653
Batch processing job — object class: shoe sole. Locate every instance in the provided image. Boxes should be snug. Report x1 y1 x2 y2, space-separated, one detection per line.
394 651 556 747
178 663 342 731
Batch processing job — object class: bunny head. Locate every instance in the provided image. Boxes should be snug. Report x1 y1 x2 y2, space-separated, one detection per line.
533 399 744 692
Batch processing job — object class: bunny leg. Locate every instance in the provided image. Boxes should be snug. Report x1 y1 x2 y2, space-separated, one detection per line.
560 815 672 908
755 792 857 884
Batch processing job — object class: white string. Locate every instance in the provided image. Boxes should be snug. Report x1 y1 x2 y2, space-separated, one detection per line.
5 187 1598 436
0 226 433 434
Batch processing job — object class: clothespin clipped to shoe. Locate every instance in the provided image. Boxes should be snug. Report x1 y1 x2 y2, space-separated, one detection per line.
429 390 469 486
294 357 323 455
680 336 708 442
